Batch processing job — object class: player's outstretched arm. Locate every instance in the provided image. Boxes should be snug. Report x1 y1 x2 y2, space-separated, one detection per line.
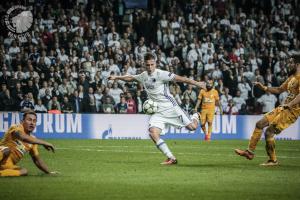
194 99 201 112
30 154 59 175
108 75 135 82
174 75 206 89
13 131 55 152
253 82 285 94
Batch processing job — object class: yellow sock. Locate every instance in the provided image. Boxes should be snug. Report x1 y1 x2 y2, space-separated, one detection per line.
248 127 263 152
0 169 21 177
201 125 207 135
208 123 213 139
266 137 277 161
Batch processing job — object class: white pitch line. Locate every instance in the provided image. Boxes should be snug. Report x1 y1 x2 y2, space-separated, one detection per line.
56 147 300 159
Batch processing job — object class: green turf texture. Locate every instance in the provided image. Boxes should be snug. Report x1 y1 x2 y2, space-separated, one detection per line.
1 139 300 200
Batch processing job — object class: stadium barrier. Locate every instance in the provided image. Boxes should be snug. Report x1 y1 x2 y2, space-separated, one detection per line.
0 112 299 140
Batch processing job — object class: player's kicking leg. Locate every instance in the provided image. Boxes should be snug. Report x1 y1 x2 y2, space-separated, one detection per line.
149 127 177 165
235 117 269 160
188 112 201 130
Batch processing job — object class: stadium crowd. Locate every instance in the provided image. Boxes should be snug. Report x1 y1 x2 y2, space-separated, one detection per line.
0 0 299 115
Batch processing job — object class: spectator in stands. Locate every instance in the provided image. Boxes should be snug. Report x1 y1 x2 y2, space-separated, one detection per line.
2 89 15 111
70 90 82 113
61 96 73 113
116 96 128 114
224 99 239 115
182 85 197 105
257 91 278 114
86 87 97 113
135 90 144 113
238 76 251 100
108 82 123 104
48 96 61 111
34 99 48 113
126 92 137 114
220 87 232 110
48 103 62 114
102 96 115 114
181 96 194 115
20 93 35 112
233 90 246 112
0 83 8 110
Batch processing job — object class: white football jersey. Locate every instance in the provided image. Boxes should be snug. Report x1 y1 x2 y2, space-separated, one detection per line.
133 69 177 112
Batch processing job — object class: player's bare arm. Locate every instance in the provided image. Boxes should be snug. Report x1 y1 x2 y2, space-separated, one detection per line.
194 99 201 112
108 75 135 82
12 131 55 152
194 91 203 112
30 153 59 174
253 82 285 94
174 75 206 89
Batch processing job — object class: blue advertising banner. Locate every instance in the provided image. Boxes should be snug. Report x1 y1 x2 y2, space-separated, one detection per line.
0 113 299 140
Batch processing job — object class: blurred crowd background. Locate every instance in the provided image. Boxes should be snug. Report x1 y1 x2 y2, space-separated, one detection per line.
0 0 299 115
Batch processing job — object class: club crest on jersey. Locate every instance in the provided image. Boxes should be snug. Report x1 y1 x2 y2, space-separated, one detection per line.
145 82 155 89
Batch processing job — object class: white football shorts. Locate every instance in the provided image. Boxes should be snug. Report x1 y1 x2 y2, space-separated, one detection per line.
149 106 192 135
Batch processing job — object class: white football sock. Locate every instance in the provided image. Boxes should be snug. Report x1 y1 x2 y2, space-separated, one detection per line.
156 139 175 159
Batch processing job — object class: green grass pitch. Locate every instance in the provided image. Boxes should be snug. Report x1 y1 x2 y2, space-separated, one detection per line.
1 139 300 200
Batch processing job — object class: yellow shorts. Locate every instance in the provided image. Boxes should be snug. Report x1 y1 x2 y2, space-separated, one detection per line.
200 109 215 124
265 106 298 134
0 154 19 170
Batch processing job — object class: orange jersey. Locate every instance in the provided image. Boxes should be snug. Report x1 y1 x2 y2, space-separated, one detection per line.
280 74 300 114
0 124 38 164
198 89 219 110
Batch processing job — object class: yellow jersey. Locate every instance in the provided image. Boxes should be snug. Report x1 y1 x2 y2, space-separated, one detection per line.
0 124 39 164
280 74 300 114
198 89 219 110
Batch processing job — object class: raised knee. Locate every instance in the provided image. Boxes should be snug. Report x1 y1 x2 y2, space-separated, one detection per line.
256 121 265 129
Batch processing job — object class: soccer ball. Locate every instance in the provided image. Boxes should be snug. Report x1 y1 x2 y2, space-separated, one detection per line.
143 99 158 114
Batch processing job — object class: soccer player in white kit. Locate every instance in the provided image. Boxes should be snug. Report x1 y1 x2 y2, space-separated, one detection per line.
109 53 205 165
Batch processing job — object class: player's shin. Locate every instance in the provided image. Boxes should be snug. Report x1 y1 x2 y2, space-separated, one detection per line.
265 135 277 161
156 139 175 159
248 127 263 153
207 123 213 140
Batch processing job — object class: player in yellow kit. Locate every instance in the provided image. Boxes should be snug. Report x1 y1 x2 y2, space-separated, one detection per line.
195 80 222 141
0 110 57 176
235 55 300 166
